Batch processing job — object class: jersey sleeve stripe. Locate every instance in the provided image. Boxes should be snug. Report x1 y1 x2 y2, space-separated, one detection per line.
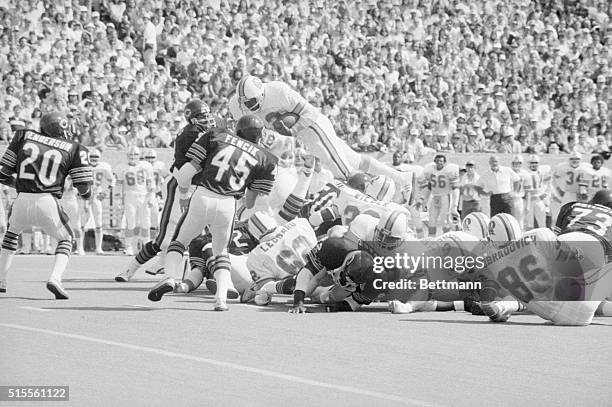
0 150 17 168
185 145 207 162
291 102 305 116
250 180 273 194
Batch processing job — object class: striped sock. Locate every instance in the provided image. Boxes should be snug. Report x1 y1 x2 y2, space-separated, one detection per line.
55 240 73 257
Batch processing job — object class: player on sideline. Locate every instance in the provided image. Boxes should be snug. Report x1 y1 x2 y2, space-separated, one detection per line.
149 114 277 311
88 149 115 254
418 154 459 237
144 149 169 241
61 176 85 255
120 146 154 256
228 75 410 195
578 154 611 201
0 112 92 298
115 100 215 281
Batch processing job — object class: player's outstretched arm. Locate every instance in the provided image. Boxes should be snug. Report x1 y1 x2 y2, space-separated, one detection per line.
176 161 201 211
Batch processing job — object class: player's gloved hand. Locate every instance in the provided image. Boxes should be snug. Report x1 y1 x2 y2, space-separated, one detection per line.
578 193 588 202
288 302 308 314
301 154 315 177
450 208 460 219
97 191 106 201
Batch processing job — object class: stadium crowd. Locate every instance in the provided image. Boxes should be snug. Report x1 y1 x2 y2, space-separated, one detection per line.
0 0 611 158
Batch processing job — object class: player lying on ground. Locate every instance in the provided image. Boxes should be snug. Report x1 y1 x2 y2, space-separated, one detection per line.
148 159 315 303
0 112 93 298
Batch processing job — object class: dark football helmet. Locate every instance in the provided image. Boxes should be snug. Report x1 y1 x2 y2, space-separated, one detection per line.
589 189 612 209
40 111 71 139
235 115 264 143
184 99 216 132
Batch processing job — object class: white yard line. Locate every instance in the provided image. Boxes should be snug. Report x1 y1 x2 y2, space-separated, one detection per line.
0 322 442 407
17 306 52 312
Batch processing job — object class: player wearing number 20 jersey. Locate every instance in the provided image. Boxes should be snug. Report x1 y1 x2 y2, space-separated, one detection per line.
160 115 277 310
0 112 92 299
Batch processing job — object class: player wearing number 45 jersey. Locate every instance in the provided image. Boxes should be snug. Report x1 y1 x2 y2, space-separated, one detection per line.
0 112 93 298
116 100 215 282
152 114 277 311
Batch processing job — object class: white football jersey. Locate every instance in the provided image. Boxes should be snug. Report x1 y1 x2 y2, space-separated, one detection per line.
246 218 317 282
122 162 153 195
524 165 552 197
579 166 611 194
229 81 321 133
553 162 587 196
513 168 531 198
151 160 169 193
422 163 459 197
92 161 115 194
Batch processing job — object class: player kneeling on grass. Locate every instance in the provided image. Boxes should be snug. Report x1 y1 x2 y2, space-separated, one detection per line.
0 112 93 298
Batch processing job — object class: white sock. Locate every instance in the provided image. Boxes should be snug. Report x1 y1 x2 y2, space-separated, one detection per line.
130 236 140 252
0 250 16 281
76 233 84 252
22 233 32 253
453 301 465 311
49 253 70 282
95 228 103 251
214 269 231 303
165 250 184 279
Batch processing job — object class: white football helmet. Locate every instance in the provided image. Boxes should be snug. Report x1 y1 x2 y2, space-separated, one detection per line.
511 154 523 171
346 214 378 242
523 227 557 242
375 209 411 249
236 75 264 112
365 175 396 203
528 154 540 171
89 148 101 166
145 149 157 163
462 212 490 240
247 211 279 241
127 146 140 166
488 213 523 248
569 151 582 169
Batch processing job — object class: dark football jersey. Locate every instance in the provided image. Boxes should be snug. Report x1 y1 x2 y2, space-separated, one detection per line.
186 127 277 197
189 221 258 264
0 129 92 198
171 124 201 172
555 201 612 253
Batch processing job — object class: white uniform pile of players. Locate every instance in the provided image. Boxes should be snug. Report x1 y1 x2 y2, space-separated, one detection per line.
0 76 610 326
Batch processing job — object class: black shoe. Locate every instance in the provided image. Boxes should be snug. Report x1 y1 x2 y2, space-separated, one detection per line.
46 280 69 300
148 278 175 302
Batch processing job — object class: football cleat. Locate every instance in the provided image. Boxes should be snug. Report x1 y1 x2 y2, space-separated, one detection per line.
204 279 239 300
253 290 272 306
46 280 69 300
114 269 136 282
479 301 512 322
213 300 229 311
0 280 6 293
148 277 176 302
240 282 258 303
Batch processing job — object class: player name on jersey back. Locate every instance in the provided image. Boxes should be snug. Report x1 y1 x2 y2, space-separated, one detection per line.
23 132 73 152
223 134 259 157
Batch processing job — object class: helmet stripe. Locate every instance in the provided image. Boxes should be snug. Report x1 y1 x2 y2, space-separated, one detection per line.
250 215 267 237
498 214 513 240
238 76 246 98
477 214 487 237
383 210 400 233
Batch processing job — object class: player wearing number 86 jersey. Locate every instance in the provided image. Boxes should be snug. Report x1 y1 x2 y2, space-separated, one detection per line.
161 115 277 310
0 112 93 299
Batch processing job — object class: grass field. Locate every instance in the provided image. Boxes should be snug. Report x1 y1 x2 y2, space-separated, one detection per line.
1 255 611 407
